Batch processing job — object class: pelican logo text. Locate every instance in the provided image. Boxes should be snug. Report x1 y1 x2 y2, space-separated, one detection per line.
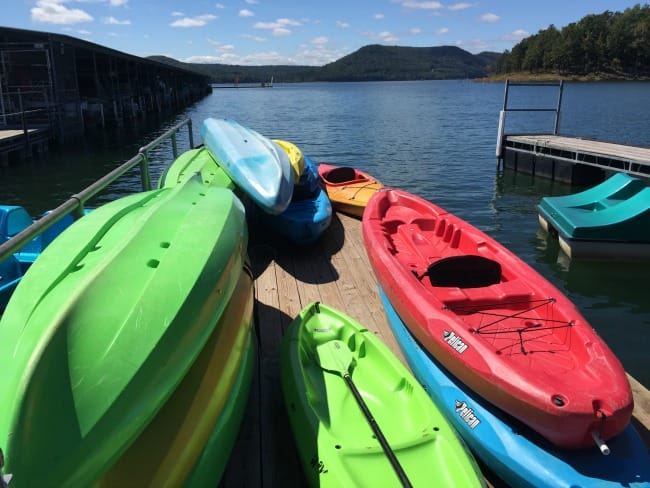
443 330 468 354
455 400 480 429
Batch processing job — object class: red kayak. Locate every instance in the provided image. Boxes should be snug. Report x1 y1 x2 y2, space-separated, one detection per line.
318 163 384 218
362 188 633 450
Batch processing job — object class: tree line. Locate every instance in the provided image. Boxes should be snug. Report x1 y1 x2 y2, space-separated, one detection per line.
493 4 650 78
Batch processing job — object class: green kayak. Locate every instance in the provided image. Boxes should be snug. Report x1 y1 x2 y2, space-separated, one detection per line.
158 146 235 190
280 302 485 488
0 175 247 487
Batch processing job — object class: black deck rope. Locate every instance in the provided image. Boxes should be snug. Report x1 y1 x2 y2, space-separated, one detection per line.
445 297 575 354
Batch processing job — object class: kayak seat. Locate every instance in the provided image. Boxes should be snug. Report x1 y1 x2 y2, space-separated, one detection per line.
425 255 501 288
325 166 357 184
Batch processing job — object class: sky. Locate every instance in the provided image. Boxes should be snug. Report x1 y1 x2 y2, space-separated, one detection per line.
2 1 645 66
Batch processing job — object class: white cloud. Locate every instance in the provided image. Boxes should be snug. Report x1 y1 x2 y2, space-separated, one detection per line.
242 33 267 42
253 18 301 36
409 27 422 34
396 1 443 10
104 16 131 25
31 0 93 25
215 3 225 8
109 0 128 6
456 38 489 52
239 9 254 17
447 2 471 11
336 20 350 28
171 12 184 17
379 31 398 43
435 27 449 34
245 0 258 3
272 27 291 37
170 14 217 28
311 36 328 45
502 29 529 41
479 13 500 23
207 39 235 51
373 13 384 19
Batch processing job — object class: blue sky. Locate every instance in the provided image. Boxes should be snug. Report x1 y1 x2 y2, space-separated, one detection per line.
3 1 644 65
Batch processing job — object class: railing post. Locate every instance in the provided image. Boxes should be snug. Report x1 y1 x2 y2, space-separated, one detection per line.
553 80 564 135
171 132 178 159
138 151 152 191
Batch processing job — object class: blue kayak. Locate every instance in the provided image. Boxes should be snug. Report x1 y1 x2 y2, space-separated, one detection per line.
379 286 650 488
201 118 293 215
262 154 332 245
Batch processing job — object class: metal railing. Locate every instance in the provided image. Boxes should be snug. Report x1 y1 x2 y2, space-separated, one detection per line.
495 80 564 159
0 118 194 262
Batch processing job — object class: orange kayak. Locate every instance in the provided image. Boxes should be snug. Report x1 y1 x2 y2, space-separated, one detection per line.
318 163 384 218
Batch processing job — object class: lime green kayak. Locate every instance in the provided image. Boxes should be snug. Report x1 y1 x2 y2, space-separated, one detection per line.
280 302 485 487
158 146 235 189
0 176 247 487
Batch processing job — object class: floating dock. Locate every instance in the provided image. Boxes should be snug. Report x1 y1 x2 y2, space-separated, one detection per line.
502 134 650 185
221 209 650 487
496 81 650 185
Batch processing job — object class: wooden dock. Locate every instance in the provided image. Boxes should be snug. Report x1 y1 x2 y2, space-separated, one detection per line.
220 210 650 487
0 128 49 165
502 134 650 184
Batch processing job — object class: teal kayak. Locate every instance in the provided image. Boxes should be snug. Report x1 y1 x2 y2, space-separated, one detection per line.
0 176 247 486
280 302 485 487
201 117 293 215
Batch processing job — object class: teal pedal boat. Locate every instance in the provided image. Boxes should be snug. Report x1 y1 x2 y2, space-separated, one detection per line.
280 302 485 488
538 172 650 259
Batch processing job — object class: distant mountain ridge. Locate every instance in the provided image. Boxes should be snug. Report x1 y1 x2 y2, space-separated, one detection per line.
148 44 499 83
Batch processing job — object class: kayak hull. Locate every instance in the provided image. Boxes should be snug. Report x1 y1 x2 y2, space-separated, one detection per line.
201 118 293 215
0 177 247 486
96 268 256 486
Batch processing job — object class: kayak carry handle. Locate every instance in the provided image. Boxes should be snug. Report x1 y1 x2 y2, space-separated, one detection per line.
591 430 611 456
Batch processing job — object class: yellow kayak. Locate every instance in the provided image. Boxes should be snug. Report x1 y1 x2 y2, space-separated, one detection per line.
273 139 305 183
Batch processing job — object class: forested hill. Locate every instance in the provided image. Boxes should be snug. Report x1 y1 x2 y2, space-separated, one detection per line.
317 45 498 81
148 45 499 83
493 4 650 78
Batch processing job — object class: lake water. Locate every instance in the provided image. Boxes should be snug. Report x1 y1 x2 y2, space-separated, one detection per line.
1 80 649 387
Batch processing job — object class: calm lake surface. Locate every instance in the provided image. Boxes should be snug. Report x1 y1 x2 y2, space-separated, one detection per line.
2 80 649 387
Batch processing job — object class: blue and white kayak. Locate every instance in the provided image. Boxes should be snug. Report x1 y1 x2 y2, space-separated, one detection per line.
379 287 650 488
201 118 293 215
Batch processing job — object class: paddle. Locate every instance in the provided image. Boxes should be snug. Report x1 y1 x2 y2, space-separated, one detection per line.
315 340 413 488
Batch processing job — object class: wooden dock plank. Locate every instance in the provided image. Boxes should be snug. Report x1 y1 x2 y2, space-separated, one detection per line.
222 210 650 487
